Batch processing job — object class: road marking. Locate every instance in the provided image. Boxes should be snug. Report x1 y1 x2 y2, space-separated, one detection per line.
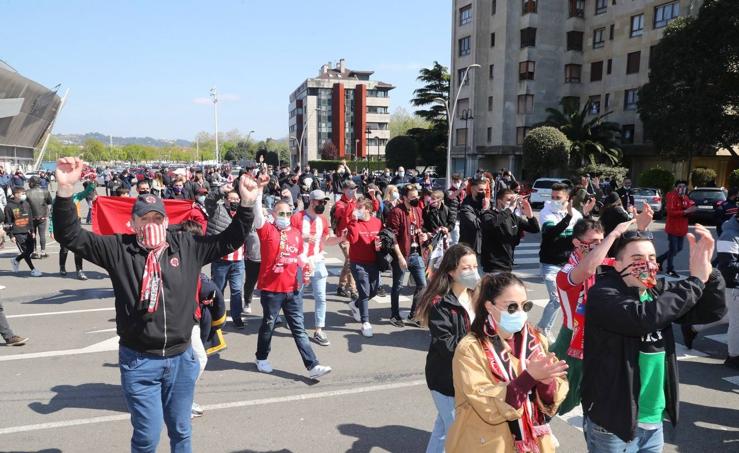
324 257 343 266
87 328 117 334
675 343 709 360
722 376 739 387
558 405 583 432
7 307 115 319
514 249 538 256
706 334 728 345
370 294 410 305
513 257 541 265
0 336 118 362
0 379 427 435
517 243 539 248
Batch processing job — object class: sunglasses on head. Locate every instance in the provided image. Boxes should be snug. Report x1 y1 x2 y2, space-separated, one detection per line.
621 230 654 240
498 300 534 314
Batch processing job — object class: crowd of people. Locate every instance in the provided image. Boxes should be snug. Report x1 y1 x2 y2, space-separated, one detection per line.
0 157 736 453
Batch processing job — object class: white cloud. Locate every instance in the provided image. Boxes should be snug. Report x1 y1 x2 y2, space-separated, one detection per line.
192 93 240 105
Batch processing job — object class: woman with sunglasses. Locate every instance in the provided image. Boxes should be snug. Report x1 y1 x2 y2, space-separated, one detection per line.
415 244 479 453
446 273 569 453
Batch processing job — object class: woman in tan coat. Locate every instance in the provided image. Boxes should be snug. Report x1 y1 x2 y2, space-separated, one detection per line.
446 273 569 453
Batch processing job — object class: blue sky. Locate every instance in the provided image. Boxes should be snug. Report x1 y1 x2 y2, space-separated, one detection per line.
1 0 451 142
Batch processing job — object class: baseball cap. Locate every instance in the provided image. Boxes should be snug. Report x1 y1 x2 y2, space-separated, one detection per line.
309 189 330 201
195 187 209 195
133 194 166 218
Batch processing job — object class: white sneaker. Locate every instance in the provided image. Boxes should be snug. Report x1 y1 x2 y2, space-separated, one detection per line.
10 258 19 273
350 301 361 322
244 304 252 314
30 268 42 277
308 364 332 379
256 359 273 373
361 322 373 338
191 402 204 417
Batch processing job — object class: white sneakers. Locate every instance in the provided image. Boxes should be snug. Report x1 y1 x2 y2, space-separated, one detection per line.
30 268 42 277
10 258 19 273
256 359 273 373
350 302 361 322
309 365 332 379
361 322 374 338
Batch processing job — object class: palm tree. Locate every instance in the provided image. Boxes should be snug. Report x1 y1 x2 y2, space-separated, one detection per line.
541 99 622 167
411 61 450 130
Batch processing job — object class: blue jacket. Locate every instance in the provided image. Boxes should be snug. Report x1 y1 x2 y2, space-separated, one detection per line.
717 216 739 288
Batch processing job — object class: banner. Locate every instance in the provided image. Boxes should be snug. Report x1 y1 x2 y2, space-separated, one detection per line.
92 196 194 235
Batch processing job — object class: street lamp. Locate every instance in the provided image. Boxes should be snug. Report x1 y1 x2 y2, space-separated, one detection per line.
365 127 372 163
292 108 324 169
437 63 480 184
460 109 474 177
210 87 219 165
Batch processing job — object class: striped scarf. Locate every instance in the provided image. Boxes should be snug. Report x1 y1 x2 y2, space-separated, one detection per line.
136 222 169 313
481 315 551 453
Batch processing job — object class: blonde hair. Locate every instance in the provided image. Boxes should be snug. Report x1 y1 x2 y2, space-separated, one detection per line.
384 184 398 202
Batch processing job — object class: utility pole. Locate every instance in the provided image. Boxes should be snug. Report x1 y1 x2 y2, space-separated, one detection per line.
210 87 219 165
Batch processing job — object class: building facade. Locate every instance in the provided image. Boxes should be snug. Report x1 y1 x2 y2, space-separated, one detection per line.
449 0 706 180
288 59 394 167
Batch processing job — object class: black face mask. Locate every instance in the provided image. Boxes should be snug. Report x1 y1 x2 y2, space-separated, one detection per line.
138 190 149 195
229 202 240 211
409 198 419 207
314 204 326 214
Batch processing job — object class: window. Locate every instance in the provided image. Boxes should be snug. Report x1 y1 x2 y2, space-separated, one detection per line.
595 0 607 15
626 51 641 74
565 64 582 83
609 24 615 40
562 96 580 111
459 5 472 26
517 94 534 114
568 0 584 17
457 68 470 86
593 28 606 48
607 58 612 74
458 36 471 56
488 96 494 111
624 89 639 111
458 98 470 119
649 45 657 69
490 33 496 47
590 61 603 81
521 27 537 48
489 64 494 79
487 127 493 143
604 93 611 109
516 127 531 145
630 14 644 37
522 0 537 14
654 1 680 28
567 31 584 51
622 124 635 144
491 0 497 14
519 61 535 80
588 95 601 114
455 128 467 146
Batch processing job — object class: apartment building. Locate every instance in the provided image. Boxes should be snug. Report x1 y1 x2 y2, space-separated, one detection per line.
288 59 394 166
450 0 701 178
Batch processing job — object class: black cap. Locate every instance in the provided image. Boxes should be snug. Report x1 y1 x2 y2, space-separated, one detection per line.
133 194 166 218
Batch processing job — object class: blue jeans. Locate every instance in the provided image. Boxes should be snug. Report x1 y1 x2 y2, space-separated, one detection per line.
119 345 199 453
426 390 455 453
584 416 663 453
537 263 562 335
657 234 685 273
211 259 245 321
299 260 328 329
351 262 380 323
391 252 426 319
256 290 319 370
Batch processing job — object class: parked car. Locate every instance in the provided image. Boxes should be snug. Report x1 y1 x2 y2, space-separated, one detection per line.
529 178 572 208
688 187 727 224
632 187 663 220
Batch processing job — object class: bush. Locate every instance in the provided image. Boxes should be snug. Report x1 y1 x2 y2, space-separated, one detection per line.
575 163 629 185
638 168 674 195
690 167 717 187
385 135 419 170
728 169 739 189
307 160 387 173
522 126 571 180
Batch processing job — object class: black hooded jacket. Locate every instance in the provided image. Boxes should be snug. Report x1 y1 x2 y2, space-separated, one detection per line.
425 291 471 396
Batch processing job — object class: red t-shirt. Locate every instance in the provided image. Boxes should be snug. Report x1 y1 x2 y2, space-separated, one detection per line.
348 217 382 265
257 222 303 293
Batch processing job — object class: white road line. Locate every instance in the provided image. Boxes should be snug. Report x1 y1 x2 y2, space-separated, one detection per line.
323 257 343 266
0 336 118 362
675 343 709 360
513 257 541 265
7 307 115 319
0 379 427 435
706 334 728 345
722 376 739 387
517 243 540 248
370 294 410 305
87 328 117 334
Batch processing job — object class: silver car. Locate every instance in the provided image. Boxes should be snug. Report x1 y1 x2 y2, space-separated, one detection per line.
632 187 663 219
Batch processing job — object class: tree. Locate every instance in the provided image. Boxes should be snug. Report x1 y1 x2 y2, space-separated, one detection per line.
411 61 450 130
407 127 446 174
691 168 717 187
639 0 739 166
82 139 107 162
542 99 622 167
522 127 571 180
638 168 675 196
389 107 431 138
320 140 338 160
384 136 419 170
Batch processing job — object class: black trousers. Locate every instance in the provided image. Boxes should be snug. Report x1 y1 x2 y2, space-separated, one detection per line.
13 233 35 270
59 246 83 271
243 260 261 307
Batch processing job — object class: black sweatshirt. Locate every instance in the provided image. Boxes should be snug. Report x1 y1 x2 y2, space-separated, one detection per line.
4 198 33 236
53 196 254 356
480 209 540 272
538 213 575 266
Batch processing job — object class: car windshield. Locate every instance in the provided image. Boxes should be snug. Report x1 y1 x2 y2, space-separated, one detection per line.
689 191 726 201
633 188 657 196
533 180 557 189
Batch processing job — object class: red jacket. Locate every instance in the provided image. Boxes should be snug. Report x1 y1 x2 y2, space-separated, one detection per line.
333 194 356 235
664 191 693 237
387 203 425 257
347 217 382 264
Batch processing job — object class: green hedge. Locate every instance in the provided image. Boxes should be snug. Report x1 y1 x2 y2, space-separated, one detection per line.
308 160 387 173
690 167 717 187
575 164 628 184
638 167 674 195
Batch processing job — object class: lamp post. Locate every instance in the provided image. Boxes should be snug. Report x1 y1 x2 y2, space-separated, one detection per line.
460 109 474 177
436 63 480 184
210 87 219 165
365 127 372 163
292 108 324 168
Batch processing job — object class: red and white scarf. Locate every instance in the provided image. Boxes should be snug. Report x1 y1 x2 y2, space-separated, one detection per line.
481 315 551 453
136 222 169 313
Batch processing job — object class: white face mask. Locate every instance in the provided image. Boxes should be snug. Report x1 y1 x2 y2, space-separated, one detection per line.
304 177 313 187
353 209 365 221
392 192 400 201
398 171 405 177
546 199 566 211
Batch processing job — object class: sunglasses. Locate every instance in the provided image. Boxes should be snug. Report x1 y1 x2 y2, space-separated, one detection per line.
275 211 293 218
498 300 535 314
621 230 654 240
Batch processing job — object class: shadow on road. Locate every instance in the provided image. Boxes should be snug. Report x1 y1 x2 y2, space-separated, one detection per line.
22 288 114 305
2 450 62 453
337 423 428 453
231 449 293 453
205 355 319 386
28 383 127 414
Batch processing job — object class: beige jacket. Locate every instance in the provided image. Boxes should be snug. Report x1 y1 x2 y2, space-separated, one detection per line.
446 331 569 453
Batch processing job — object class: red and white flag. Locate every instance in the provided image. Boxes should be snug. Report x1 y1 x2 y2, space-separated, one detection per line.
92 196 194 235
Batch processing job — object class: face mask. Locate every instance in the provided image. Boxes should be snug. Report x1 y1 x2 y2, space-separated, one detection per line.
196 196 206 204
546 199 565 211
229 202 240 211
392 192 400 201
577 241 598 256
497 309 528 334
136 220 168 249
303 178 313 187
346 189 356 198
398 172 405 178
139 190 149 195
274 216 290 230
453 182 461 189
409 198 419 207
19 194 27 202
620 259 659 288
314 204 326 214
173 187 182 193
384 172 391 178
456 269 480 290
338 169 345 175
353 209 365 221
